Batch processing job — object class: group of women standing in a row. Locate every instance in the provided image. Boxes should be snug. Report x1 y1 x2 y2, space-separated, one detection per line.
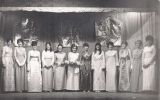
2 35 157 93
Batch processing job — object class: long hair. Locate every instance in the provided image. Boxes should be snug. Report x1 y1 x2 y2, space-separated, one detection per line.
71 44 78 52
94 42 102 55
45 42 52 52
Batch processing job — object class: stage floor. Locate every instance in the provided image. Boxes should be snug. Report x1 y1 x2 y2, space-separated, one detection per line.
0 92 159 100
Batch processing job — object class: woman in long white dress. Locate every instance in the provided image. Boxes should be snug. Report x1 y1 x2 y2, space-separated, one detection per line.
66 44 80 91
119 41 132 92
42 42 54 92
91 43 105 92
54 44 66 91
105 42 119 92
142 35 156 92
14 39 27 92
27 41 42 92
2 39 15 92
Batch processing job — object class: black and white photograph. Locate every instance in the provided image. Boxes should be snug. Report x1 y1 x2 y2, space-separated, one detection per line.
0 0 160 100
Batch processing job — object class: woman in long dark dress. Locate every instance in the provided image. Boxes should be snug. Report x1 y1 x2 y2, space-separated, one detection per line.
80 43 92 92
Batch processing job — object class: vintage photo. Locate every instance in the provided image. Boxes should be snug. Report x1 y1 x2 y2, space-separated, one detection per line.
0 0 159 100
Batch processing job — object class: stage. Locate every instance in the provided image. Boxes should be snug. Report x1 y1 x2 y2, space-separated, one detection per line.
0 92 159 100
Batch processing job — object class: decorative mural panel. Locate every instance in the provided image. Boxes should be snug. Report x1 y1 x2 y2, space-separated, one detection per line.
14 16 39 47
95 16 122 46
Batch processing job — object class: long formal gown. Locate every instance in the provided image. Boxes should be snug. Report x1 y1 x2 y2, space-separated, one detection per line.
14 47 27 92
54 52 66 90
42 50 54 92
66 52 80 90
142 45 156 91
91 51 105 91
80 51 92 91
130 48 143 92
2 46 15 92
105 50 119 92
28 50 42 92
119 48 132 91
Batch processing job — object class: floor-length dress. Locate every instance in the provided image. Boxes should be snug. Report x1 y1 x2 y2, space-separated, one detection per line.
66 52 80 90
119 48 132 91
105 50 119 92
54 52 66 90
142 45 156 91
91 51 105 91
2 46 15 92
130 48 143 92
14 47 27 92
80 51 92 91
28 50 42 92
42 50 54 92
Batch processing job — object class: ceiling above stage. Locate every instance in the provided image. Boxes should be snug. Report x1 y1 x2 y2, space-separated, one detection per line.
0 0 158 8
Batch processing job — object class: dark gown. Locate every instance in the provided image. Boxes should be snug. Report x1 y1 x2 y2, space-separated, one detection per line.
80 51 92 91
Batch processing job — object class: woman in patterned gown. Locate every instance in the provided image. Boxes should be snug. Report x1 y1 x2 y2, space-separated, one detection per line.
80 43 92 92
130 40 143 92
42 42 54 92
91 43 105 92
142 35 156 92
2 39 15 92
105 42 119 92
66 44 81 91
54 44 66 91
119 41 132 92
14 39 27 92
27 41 42 92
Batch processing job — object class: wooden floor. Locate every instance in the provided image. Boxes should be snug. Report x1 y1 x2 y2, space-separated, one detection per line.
0 92 159 100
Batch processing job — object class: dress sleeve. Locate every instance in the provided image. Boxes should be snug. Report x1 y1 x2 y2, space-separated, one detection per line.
22 48 27 66
115 51 119 66
148 45 156 64
2 46 6 66
101 51 105 69
27 51 31 71
91 52 94 70
51 52 55 66
42 51 46 67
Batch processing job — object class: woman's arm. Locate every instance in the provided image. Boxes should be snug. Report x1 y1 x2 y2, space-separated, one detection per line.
2 47 6 67
148 46 156 64
20 48 27 66
101 51 105 69
27 51 31 71
51 52 55 66
91 53 94 70
115 51 119 66
14 47 20 66
42 51 46 67
38 51 41 65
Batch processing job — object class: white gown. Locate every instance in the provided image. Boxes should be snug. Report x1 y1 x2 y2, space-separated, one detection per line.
105 50 119 92
66 52 80 90
91 51 105 91
54 52 66 90
2 46 15 92
42 50 54 91
142 45 156 91
28 50 42 92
